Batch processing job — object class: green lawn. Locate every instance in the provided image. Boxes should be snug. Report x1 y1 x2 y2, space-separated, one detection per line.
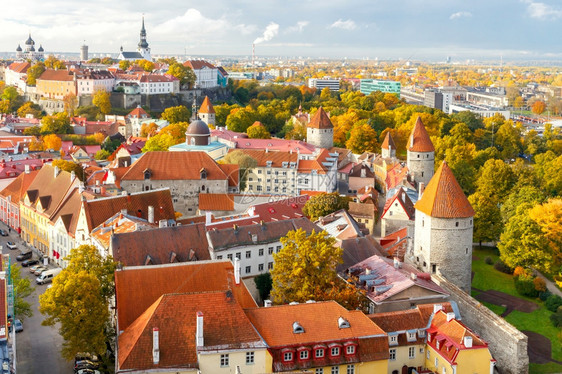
472 247 562 373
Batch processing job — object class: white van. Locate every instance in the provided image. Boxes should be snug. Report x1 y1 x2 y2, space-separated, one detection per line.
36 268 62 284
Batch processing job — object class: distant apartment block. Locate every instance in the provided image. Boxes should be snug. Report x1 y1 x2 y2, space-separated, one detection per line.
360 79 401 97
424 89 453 113
308 78 340 91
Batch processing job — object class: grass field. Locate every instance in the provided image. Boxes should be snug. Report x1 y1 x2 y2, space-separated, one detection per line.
472 247 562 374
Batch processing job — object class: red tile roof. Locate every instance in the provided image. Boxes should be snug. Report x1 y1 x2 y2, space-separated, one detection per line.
247 195 309 222
139 74 173 83
0 170 39 203
308 107 333 129
385 163 410 191
408 117 434 152
198 193 235 211
115 261 257 331
382 188 415 220
38 69 75 82
198 96 215 114
118 291 263 371
183 60 216 70
127 106 149 119
381 132 396 150
414 161 474 218
8 61 30 74
121 152 229 181
228 149 298 168
217 163 239 187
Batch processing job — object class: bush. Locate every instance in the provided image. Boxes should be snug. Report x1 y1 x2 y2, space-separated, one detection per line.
514 277 539 298
534 277 547 292
546 294 562 312
550 308 562 327
484 256 493 265
513 266 526 277
539 290 552 301
494 259 513 274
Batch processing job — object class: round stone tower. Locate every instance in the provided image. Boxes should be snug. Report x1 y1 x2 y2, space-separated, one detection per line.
306 107 333 149
407 116 434 186
411 161 475 293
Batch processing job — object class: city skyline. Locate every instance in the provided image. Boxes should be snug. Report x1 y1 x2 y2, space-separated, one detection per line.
2 0 562 61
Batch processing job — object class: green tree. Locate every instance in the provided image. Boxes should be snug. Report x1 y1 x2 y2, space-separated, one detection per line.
94 149 111 160
167 63 196 87
501 186 545 224
345 122 379 154
52 159 84 180
26 62 46 86
475 159 516 202
40 112 72 134
161 105 190 124
10 264 34 319
17 101 43 119
468 191 502 246
226 107 257 133
254 273 272 302
271 229 364 309
141 133 177 151
39 245 117 361
92 90 111 115
246 121 271 139
534 152 562 196
222 150 257 190
302 192 349 221
495 121 521 160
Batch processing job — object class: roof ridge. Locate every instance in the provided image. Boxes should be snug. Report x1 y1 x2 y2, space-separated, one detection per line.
408 116 434 152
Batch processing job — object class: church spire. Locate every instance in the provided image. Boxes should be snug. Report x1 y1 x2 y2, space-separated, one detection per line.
138 16 149 49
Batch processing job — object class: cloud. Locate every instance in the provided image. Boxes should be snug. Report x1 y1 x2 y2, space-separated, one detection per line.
286 21 309 33
254 22 279 44
449 11 472 20
329 19 357 30
522 0 562 19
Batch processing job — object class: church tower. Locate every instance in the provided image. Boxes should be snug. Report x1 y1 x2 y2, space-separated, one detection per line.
407 117 434 186
198 96 215 127
381 132 396 158
306 107 333 149
137 17 151 61
411 161 475 293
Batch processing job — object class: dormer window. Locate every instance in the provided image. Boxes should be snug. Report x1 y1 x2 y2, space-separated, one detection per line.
266 160 273 167
346 345 355 355
407 331 417 342
418 330 426 338
315 348 325 358
143 168 152 180
338 317 350 329
293 321 304 334
330 346 340 357
200 168 207 180
283 352 293 362
389 334 398 346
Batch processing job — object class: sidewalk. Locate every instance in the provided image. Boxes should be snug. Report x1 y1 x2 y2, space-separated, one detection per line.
534 270 562 298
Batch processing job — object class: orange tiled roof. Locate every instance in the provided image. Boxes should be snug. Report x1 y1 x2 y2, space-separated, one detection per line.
307 107 333 129
0 170 38 203
381 132 396 150
38 69 75 82
183 60 216 70
408 117 434 152
8 61 30 74
198 193 235 211
244 301 385 347
228 149 298 168
127 107 148 118
115 261 257 331
382 188 415 220
414 161 474 218
118 291 264 371
198 96 215 114
121 152 229 181
217 163 239 187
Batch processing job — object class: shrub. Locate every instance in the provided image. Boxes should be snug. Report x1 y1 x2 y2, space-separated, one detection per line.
534 277 547 292
484 256 493 265
539 290 552 301
494 259 513 274
514 277 539 298
546 295 562 312
550 307 562 327
513 266 526 277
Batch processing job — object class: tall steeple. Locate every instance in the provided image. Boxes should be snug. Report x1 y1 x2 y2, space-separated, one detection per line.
137 15 151 61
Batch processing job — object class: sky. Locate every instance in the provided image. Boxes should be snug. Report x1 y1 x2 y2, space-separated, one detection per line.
1 0 562 61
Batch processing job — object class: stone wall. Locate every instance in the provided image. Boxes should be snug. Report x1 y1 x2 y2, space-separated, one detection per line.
433 275 529 374
407 150 434 185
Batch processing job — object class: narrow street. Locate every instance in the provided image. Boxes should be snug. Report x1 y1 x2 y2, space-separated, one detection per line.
1 227 73 373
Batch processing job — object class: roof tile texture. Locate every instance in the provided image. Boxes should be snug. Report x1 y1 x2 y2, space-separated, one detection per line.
308 107 333 129
408 117 435 152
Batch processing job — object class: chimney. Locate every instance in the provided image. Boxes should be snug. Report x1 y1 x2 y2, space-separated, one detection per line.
205 211 212 225
393 257 401 269
446 312 455 322
463 336 473 348
196 311 204 347
148 206 155 224
95 179 100 186
234 257 241 284
264 300 272 307
152 328 159 365
433 304 443 314
418 182 425 200
121 190 128 196
54 165 60 178
158 219 168 228
24 164 30 174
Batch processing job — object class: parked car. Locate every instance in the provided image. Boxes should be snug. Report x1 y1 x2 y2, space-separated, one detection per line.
74 360 99 372
29 264 43 273
76 369 100 374
13 319 22 333
75 353 99 363
6 242 17 250
0 230 8 237
21 259 39 267
36 268 62 284
33 266 47 276
16 251 32 261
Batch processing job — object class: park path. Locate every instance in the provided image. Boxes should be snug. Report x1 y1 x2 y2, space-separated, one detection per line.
534 270 562 297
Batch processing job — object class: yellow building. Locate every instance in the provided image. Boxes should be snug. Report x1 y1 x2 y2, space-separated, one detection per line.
36 69 76 99
425 309 495 374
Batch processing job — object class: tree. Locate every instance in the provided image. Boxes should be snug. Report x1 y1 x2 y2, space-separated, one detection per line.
39 245 117 361
475 159 516 202
44 55 66 69
529 199 562 266
222 150 257 190
92 90 111 115
10 264 34 319
302 192 349 221
161 105 190 124
495 121 521 160
271 229 364 309
468 192 502 246
52 159 84 180
63 93 78 117
167 63 196 87
26 62 46 86
140 122 159 137
160 122 189 143
501 186 545 224
118 60 131 71
141 133 177 152
43 134 62 151
246 121 271 139
17 101 43 119
40 112 72 134
345 123 379 154
532 100 546 116
23 126 41 137
254 273 272 302
226 107 256 133
94 149 111 160
136 59 154 72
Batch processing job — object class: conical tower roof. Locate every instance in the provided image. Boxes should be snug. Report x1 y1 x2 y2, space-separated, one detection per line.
381 132 396 150
408 116 434 152
199 96 215 114
308 107 333 129
16 45 22 52
414 161 474 218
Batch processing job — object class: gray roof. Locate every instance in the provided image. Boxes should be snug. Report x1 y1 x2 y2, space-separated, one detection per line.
120 52 144 59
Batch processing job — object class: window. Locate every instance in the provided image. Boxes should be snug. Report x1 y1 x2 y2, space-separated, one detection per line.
246 250 251 258
220 354 229 367
276 245 281 251
268 247 274 255
442 367 446 374
246 351 254 364
420 347 424 353
258 264 264 271
408 346 415 359
216 255 223 260
389 348 396 360
300 350 309 360
389 335 397 345
331 367 339 374
346 365 355 374
435 357 438 368
268 262 273 270
330 347 340 356
346 345 355 354
227 254 233 260
316 369 324 374
432 264 437 273
284 352 293 362
455 221 459 227
315 348 325 358
408 332 416 341
259 248 264 256
236 252 241 259
245 266 251 274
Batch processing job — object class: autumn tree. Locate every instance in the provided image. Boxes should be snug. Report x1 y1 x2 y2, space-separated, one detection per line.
63 93 78 117
17 101 43 119
94 149 111 160
39 245 117 361
271 229 364 309
26 62 46 86
161 105 190 124
160 122 189 143
52 159 84 180
226 107 256 132
136 59 155 72
140 122 159 137
141 133 177 152
118 60 131 71
92 89 111 115
246 121 271 139
167 63 196 87
43 134 62 151
302 192 349 221
532 100 546 116
469 191 502 246
529 199 562 266
10 264 34 319
345 122 379 154
222 150 257 190
501 186 545 224
44 55 66 70
475 159 516 202
40 112 72 134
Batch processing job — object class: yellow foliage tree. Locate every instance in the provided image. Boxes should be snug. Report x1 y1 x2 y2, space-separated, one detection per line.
92 89 111 115
43 134 62 151
246 121 271 139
